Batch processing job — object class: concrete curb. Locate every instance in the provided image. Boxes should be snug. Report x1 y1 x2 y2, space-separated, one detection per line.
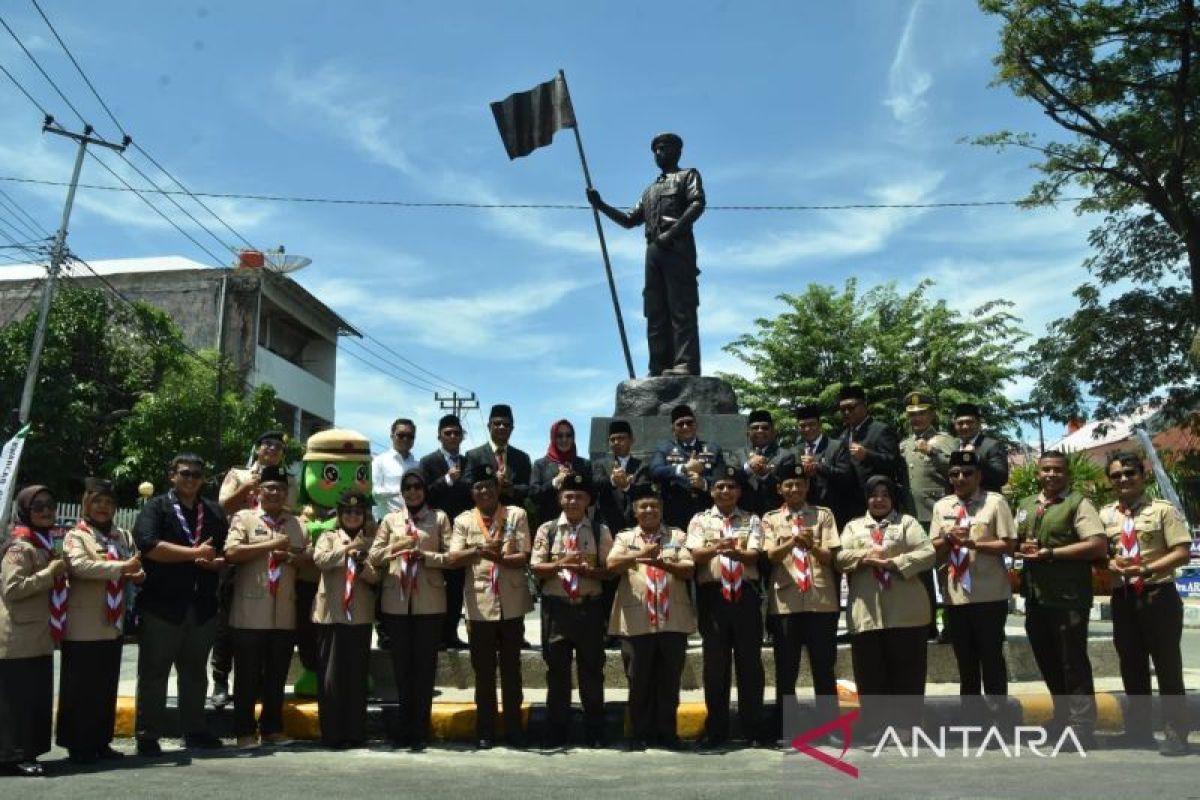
112 692 1199 743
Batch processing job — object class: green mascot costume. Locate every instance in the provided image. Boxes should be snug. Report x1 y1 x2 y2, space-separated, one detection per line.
292 428 374 697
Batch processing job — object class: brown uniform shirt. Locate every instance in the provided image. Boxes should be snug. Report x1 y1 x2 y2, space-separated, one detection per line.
1101 495 1192 586
836 512 935 633
226 508 310 630
531 514 613 600
369 506 452 616
685 506 764 584
0 540 57 659
929 490 1016 605
63 523 134 641
449 506 533 622
311 527 379 625
761 504 841 614
607 526 697 637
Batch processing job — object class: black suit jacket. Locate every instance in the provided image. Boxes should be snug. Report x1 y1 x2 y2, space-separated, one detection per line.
961 434 1010 493
780 434 857 528
835 417 903 524
418 449 473 521
530 454 592 527
729 441 788 516
648 438 726 529
590 454 646 535
464 442 532 506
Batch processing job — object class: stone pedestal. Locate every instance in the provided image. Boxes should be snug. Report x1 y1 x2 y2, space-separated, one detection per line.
588 375 745 461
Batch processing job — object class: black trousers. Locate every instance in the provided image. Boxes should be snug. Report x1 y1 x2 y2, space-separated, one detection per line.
543 596 607 738
468 617 525 742
696 583 765 741
851 626 928 732
621 632 688 743
442 567 466 644
211 572 234 686
57 639 122 751
918 568 939 637
644 239 700 375
382 613 444 744
315 623 372 746
1024 601 1096 733
773 610 839 701
0 655 51 764
294 579 319 672
1111 583 1190 738
231 628 295 737
945 600 1008 696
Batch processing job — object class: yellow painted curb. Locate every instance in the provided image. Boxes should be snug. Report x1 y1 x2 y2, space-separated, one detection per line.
115 696 136 737
1015 693 1123 732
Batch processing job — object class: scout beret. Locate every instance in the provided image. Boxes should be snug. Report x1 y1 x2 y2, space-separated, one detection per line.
488 404 514 421
467 463 498 485
336 490 367 510
837 385 866 402
747 409 773 425
437 414 462 431
651 132 683 150
793 404 821 421
608 419 633 436
949 450 979 468
905 391 934 412
83 476 115 496
776 460 808 481
258 465 290 485
953 402 982 419
712 464 745 486
559 472 594 495
255 430 287 446
671 404 695 423
629 482 661 502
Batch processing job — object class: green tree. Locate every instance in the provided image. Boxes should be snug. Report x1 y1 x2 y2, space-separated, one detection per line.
0 284 184 500
976 0 1200 421
112 350 284 499
719 279 1028 442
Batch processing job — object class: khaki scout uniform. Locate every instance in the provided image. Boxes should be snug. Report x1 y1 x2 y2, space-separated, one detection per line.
686 506 766 742
225 507 309 739
929 490 1015 700
449 505 532 743
607 525 695 744
0 537 58 765
1015 490 1106 735
311 526 379 747
531 514 614 740
62 524 135 642
1100 495 1192 741
762 504 840 711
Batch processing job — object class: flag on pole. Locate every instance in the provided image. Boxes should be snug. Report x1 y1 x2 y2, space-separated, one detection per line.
491 74 576 159
0 425 30 533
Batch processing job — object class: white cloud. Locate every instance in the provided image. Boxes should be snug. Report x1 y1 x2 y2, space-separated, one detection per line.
884 0 932 126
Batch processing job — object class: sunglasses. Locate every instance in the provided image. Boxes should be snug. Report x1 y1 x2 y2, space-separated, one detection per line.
1108 469 1140 480
392 432 415 439
30 501 56 513
175 469 204 479
258 441 284 451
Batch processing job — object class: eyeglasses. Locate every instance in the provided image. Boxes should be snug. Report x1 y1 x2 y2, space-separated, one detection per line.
29 501 56 512
175 469 203 479
259 441 284 451
1108 469 1140 480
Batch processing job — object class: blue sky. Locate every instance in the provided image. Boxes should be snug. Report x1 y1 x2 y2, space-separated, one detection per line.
0 0 1097 458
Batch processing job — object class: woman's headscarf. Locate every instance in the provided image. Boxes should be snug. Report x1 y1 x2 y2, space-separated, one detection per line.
15 484 53 529
544 419 577 466
81 477 117 532
864 475 901 509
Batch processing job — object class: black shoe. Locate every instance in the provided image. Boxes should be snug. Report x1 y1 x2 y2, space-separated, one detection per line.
68 749 97 764
835 632 851 643
659 736 685 751
409 740 427 753
1159 735 1190 758
444 638 468 651
1073 731 1098 752
520 639 533 649
626 738 647 752
506 735 528 750
1107 731 1157 750
136 738 162 757
604 636 620 650
96 745 126 760
935 629 952 645
476 738 494 750
9 761 44 777
697 736 727 752
584 735 605 749
211 683 230 709
824 730 846 749
184 732 225 750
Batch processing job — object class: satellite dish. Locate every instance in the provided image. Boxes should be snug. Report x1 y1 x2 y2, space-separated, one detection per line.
230 246 311 274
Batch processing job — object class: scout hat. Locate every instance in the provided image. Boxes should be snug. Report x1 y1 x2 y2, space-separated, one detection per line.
559 472 594 496
467 462 499 485
949 450 980 469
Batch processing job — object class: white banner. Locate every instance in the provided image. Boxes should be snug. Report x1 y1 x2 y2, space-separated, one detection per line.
0 425 30 534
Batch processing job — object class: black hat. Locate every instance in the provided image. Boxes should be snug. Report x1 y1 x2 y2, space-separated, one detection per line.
488 404 513 421
711 464 745 487
904 391 935 412
400 470 427 488
438 414 462 431
949 450 980 468
83 477 115 497
837 385 866 402
255 430 286 446
608 419 632 436
559 472 594 496
258 465 289 485
650 132 683 150
776 460 809 482
952 402 982 419
793 404 821 421
671 404 695 423
629 482 661 502
747 409 773 426
336 490 368 510
467 462 498 485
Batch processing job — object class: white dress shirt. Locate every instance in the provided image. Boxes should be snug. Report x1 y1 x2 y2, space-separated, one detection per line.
372 448 419 517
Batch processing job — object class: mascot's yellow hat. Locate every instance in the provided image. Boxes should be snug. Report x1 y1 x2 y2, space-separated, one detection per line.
303 429 371 462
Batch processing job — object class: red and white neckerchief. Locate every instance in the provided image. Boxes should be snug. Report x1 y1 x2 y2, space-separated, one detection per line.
947 503 973 594
261 513 285 597
558 521 582 600
718 513 744 603
395 513 423 604
869 522 891 590
78 521 125 629
343 535 359 622
169 490 205 546
643 532 670 627
476 508 507 599
13 526 68 642
1117 504 1144 594
1035 495 1062 519
786 506 811 593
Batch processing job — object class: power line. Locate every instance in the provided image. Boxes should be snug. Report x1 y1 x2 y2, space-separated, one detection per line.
0 264 46 327
0 175 1091 211
359 332 472 394
0 13 94 133
340 338 442 394
0 186 52 236
0 60 49 117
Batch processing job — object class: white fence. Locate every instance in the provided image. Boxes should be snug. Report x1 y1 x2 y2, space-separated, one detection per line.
54 501 140 532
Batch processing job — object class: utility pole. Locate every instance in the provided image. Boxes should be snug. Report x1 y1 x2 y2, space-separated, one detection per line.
17 117 129 425
435 391 479 421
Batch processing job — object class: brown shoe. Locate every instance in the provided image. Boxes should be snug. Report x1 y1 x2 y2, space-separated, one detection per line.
236 735 260 750
262 733 294 747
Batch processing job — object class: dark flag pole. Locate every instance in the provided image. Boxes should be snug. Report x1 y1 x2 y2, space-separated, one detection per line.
556 70 636 380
